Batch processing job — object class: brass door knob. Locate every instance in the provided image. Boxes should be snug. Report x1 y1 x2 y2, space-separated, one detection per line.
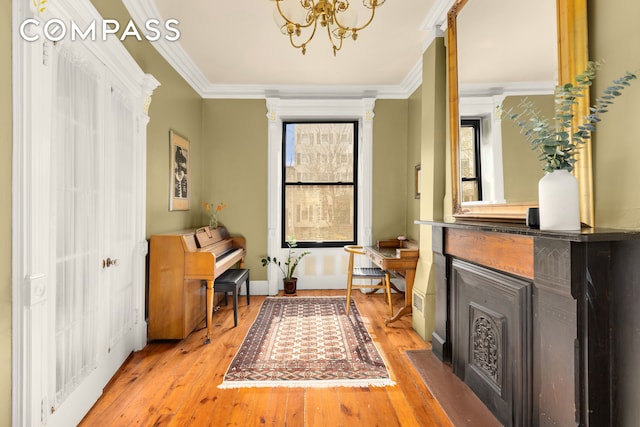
102 258 118 268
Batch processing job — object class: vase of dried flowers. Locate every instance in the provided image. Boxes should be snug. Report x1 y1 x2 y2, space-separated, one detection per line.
202 201 227 228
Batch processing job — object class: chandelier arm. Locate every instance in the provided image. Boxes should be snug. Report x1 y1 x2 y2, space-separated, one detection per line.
333 5 376 32
326 21 344 55
275 0 316 30
289 18 319 52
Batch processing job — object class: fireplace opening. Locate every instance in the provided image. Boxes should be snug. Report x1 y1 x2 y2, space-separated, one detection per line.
451 259 533 427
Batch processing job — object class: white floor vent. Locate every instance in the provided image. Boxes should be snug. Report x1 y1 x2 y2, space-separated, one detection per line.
413 292 424 314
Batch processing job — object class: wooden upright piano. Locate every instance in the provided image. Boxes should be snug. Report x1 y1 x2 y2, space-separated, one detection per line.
148 225 246 343
364 238 419 325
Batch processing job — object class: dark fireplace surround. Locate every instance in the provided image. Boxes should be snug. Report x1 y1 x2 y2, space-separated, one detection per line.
424 220 640 427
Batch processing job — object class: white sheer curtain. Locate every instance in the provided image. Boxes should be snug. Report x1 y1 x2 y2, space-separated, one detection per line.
52 46 101 405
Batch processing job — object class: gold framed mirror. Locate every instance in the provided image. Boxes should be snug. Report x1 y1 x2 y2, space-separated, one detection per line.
448 0 593 226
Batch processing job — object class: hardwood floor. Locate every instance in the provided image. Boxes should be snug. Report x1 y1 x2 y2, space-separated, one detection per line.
79 290 453 426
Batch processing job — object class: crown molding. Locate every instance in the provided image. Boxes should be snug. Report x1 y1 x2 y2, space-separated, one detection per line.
416 0 450 65
398 59 423 97
201 83 418 100
122 0 430 100
122 0 209 96
459 81 556 98
422 0 456 33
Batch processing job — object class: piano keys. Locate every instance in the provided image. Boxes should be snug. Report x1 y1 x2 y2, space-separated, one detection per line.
364 238 419 325
148 225 246 343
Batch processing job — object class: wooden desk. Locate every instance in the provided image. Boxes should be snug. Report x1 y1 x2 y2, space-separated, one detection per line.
364 239 419 325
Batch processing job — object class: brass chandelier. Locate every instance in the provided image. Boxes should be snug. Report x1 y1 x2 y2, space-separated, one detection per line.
272 0 386 56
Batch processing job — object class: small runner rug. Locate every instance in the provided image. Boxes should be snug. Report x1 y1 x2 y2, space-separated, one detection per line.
219 296 394 388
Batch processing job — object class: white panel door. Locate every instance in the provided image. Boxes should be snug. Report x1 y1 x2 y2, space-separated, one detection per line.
44 44 143 427
101 84 140 373
47 46 104 425
13 1 158 425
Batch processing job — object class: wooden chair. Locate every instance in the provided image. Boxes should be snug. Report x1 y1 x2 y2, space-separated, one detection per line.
344 245 393 317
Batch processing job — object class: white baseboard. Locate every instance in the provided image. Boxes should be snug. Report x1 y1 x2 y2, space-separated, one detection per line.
240 278 405 296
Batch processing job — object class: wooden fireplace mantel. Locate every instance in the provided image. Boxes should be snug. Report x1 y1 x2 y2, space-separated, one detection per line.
417 219 640 427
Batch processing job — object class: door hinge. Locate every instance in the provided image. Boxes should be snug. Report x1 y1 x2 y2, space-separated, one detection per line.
42 41 49 66
40 396 47 423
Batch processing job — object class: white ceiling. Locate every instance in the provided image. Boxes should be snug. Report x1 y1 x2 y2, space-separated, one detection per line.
123 0 442 99
122 0 556 99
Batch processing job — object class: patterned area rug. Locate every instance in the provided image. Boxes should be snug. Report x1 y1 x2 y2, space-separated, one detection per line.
219 296 394 388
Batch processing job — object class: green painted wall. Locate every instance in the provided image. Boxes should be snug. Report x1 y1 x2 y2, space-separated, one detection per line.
201 99 268 279
590 0 640 229
413 38 447 340
197 99 411 281
407 87 423 240
92 0 205 237
372 99 410 242
1 0 11 424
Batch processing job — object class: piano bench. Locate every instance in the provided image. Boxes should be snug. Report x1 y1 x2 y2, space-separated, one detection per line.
214 268 250 327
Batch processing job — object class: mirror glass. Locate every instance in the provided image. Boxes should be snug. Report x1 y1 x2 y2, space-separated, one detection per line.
449 0 592 223
457 0 557 206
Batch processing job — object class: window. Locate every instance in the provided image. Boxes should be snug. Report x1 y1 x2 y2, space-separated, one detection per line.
282 121 357 248
460 119 483 201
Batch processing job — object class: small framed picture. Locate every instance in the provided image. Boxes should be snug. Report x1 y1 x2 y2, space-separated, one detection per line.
169 130 190 211
415 164 422 199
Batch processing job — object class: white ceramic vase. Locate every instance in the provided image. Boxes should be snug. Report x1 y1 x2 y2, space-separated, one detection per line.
538 169 581 231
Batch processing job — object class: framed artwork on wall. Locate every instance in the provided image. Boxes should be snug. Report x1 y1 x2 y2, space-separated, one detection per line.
169 129 190 211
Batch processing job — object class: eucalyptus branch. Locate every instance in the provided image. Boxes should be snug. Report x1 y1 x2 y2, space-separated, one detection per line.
501 61 637 173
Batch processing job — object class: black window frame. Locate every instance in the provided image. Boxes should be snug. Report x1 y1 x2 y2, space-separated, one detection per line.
460 118 483 201
281 120 358 249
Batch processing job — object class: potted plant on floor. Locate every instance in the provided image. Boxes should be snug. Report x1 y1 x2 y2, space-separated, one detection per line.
503 61 637 230
261 237 310 294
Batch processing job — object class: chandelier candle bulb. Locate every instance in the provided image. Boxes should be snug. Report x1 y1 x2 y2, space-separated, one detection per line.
339 5 358 28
